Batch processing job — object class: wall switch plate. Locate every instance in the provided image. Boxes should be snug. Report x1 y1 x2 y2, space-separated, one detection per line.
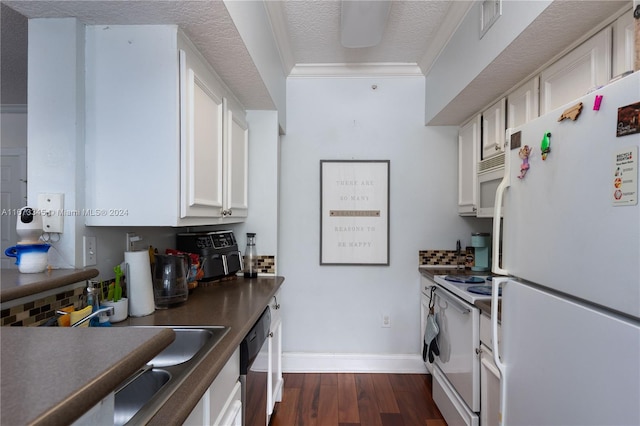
38 193 64 233
83 236 97 266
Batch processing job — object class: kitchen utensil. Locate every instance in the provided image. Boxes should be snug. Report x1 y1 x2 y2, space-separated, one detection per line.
152 253 189 309
4 243 50 273
125 250 155 317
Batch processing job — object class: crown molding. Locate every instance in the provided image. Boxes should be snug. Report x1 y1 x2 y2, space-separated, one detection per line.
418 0 474 75
263 0 295 75
289 62 423 78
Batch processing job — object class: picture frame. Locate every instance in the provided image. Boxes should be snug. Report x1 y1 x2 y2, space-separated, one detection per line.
320 160 390 265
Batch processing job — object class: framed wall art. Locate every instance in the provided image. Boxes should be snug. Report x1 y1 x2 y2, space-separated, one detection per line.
320 160 390 265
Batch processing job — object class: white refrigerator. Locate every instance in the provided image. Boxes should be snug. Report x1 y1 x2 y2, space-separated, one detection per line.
491 71 640 425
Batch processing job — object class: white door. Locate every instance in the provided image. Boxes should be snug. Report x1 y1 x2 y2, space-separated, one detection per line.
498 280 640 426
433 287 480 412
540 27 611 114
481 98 506 160
507 77 539 129
612 9 635 77
225 107 249 218
458 115 479 215
1 148 27 269
180 48 224 219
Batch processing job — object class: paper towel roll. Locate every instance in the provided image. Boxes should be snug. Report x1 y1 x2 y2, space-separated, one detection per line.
125 250 155 317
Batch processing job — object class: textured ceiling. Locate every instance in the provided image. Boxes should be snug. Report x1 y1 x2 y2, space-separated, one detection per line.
281 0 452 65
1 0 633 124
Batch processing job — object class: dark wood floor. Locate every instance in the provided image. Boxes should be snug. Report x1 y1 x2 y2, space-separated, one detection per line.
270 373 446 426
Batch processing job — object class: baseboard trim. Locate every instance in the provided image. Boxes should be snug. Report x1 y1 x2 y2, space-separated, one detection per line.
282 352 429 374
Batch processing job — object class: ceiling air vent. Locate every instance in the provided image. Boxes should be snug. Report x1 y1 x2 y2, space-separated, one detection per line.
480 0 502 39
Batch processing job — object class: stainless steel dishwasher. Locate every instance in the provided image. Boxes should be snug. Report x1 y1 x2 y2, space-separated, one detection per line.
240 306 271 426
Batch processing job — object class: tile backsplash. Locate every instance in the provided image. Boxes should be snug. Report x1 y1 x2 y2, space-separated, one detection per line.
1 286 84 327
419 249 474 267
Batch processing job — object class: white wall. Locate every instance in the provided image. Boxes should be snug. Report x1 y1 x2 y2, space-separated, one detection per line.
279 76 483 366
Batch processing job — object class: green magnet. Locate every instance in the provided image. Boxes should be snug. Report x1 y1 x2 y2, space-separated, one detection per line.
541 132 551 160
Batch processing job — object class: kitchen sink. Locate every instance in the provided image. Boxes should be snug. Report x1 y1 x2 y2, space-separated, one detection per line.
113 326 229 426
148 327 217 367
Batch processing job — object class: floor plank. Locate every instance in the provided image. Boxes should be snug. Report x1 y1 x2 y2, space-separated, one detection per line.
270 373 446 426
371 373 400 414
355 374 384 426
337 373 360 424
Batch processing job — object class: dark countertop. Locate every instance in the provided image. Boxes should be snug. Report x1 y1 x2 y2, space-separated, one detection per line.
0 268 99 303
116 276 285 425
0 327 175 426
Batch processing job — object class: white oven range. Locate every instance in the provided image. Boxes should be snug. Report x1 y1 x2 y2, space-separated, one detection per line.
422 274 497 426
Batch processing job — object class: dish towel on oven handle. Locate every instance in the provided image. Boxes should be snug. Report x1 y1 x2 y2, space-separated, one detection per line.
423 287 440 363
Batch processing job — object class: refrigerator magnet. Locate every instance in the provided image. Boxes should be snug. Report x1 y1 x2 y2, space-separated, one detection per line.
517 145 531 179
616 102 640 137
540 132 551 160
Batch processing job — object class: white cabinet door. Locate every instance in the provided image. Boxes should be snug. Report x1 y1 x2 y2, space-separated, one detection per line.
458 115 480 216
180 48 225 219
267 290 284 418
224 107 249 219
540 27 611 114
481 98 506 161
612 9 635 77
507 77 539 129
480 344 501 426
85 26 248 227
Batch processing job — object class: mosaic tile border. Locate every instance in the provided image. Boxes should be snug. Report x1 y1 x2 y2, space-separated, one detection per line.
243 255 276 275
419 249 474 267
1 286 85 327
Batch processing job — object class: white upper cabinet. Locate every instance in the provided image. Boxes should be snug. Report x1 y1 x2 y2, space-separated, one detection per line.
507 77 539 129
481 98 506 161
458 115 480 216
612 9 635 77
85 26 248 226
180 48 224 219
224 107 249 219
540 27 612 115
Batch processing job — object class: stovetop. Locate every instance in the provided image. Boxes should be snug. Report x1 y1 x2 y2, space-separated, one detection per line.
433 274 497 304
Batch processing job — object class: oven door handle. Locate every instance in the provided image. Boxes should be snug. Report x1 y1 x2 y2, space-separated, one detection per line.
435 288 471 315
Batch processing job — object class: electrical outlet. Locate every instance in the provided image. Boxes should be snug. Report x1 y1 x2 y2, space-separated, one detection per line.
83 236 97 266
38 193 64 233
382 314 391 328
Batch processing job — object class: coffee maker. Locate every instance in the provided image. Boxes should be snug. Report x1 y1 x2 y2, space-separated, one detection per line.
471 232 491 272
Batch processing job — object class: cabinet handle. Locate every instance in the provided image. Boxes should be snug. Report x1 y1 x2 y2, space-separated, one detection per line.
273 296 280 310
472 207 477 212
221 209 233 216
269 331 274 338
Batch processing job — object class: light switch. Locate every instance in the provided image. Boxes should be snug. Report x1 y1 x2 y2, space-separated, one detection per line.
38 193 64 233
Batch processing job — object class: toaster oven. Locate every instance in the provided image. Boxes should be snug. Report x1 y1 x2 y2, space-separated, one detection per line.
176 230 243 281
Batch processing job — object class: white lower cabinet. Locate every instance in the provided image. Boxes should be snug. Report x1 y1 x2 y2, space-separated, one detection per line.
267 290 284 421
184 347 241 426
480 344 501 426
479 313 502 426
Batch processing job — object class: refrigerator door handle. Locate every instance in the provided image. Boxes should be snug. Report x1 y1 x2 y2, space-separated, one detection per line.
492 277 508 426
492 128 513 276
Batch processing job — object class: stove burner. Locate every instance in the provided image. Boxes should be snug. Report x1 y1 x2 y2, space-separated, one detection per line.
444 275 486 284
467 285 501 296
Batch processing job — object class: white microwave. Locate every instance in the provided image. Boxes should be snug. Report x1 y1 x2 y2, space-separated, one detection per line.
477 167 504 218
